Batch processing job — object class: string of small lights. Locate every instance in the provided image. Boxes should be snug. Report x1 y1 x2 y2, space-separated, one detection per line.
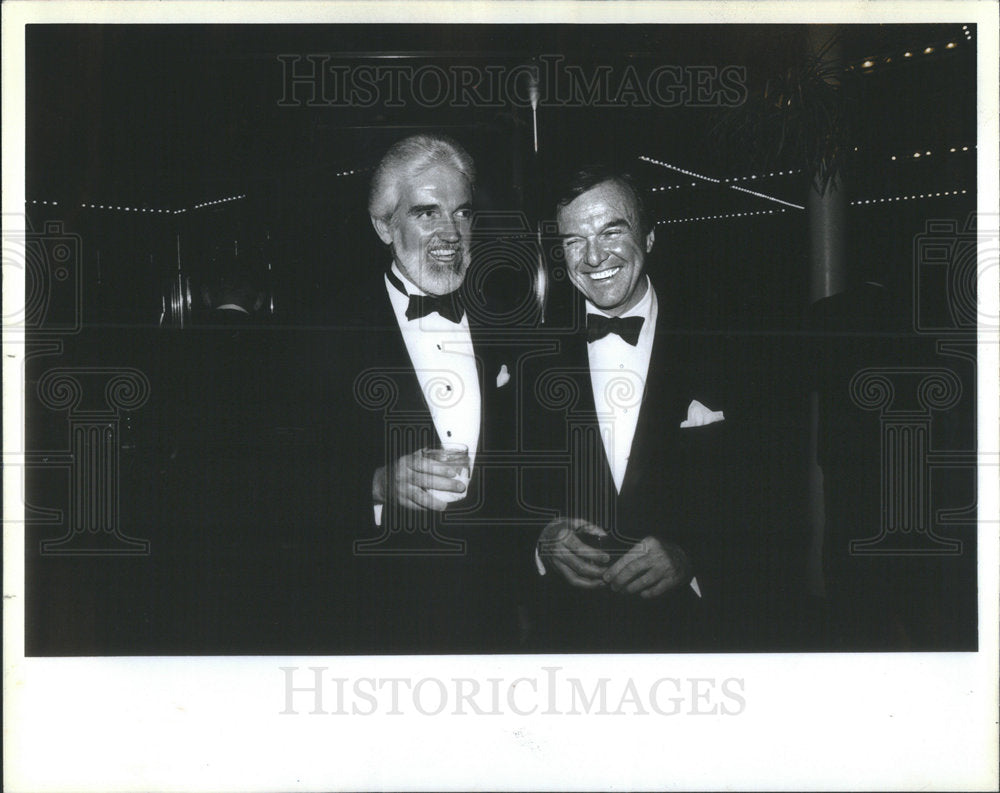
640 155 805 210
29 194 248 214
851 29 971 73
650 169 804 192
721 169 803 183
189 194 247 210
30 177 394 213
638 155 721 184
729 184 804 210
656 208 788 225
646 145 973 188
57 201 174 213
851 189 968 206
31 169 366 214
889 144 975 162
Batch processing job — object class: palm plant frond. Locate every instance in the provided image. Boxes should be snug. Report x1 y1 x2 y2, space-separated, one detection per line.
710 32 858 196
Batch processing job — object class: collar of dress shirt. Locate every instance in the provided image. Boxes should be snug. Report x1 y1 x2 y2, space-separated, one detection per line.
390 262 427 297
584 274 656 325
386 262 472 335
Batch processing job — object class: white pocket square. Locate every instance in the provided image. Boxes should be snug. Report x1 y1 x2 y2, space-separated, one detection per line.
680 399 725 428
495 364 511 388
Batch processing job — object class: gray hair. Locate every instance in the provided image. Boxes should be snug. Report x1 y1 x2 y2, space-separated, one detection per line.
368 134 476 221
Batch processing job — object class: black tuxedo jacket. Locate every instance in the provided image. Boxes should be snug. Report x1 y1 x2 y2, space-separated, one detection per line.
523 286 751 651
321 263 534 653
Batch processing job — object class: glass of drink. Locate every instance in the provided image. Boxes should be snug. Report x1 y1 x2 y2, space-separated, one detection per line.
422 442 471 504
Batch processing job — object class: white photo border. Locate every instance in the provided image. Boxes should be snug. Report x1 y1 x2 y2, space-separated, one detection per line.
4 2 998 791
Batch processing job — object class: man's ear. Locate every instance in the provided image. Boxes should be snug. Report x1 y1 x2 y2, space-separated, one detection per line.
645 227 655 253
371 215 393 245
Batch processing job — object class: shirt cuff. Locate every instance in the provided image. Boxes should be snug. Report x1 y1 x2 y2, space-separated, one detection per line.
534 544 547 576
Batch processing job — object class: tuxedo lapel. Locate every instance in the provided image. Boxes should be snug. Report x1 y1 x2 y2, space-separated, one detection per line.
567 311 618 529
350 270 518 652
369 271 484 433
468 320 487 409
371 272 488 489
568 288 686 509
618 306 682 501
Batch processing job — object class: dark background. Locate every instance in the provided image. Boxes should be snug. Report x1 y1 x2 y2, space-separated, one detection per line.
22 24 978 654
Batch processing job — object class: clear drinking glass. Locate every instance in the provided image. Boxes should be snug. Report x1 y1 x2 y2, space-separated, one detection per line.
422 442 471 503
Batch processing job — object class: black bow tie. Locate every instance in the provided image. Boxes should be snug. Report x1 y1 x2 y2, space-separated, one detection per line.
406 293 464 323
586 314 644 346
386 269 464 324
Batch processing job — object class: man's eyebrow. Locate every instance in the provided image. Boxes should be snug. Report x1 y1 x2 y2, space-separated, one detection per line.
406 202 472 216
559 217 633 238
406 203 440 216
600 217 633 231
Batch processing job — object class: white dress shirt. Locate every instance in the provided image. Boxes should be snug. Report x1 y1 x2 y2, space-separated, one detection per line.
586 277 657 494
534 278 655 574
385 264 481 463
374 265 481 524
538 277 701 597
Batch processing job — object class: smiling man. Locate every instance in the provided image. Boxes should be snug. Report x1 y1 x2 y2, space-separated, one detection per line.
327 134 526 653
559 177 654 317
370 155 472 299
528 165 746 651
366 137 479 512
